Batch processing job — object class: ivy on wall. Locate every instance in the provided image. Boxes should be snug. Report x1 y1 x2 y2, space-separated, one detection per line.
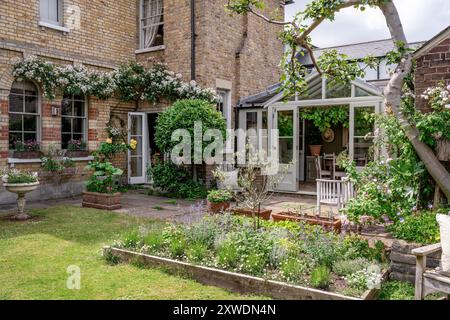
12 56 218 104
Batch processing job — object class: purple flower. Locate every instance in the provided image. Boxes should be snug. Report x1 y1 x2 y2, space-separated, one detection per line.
400 218 405 223
412 206 418 212
427 204 433 210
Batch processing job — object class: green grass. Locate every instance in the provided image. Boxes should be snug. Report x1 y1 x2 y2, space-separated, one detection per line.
378 280 444 300
0 206 265 300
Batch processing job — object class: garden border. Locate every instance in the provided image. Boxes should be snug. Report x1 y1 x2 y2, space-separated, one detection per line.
103 247 386 300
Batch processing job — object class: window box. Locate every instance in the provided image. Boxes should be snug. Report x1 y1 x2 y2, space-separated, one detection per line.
66 150 90 158
12 151 42 160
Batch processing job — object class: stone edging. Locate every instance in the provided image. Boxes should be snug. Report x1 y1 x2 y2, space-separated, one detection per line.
104 247 385 301
390 240 441 284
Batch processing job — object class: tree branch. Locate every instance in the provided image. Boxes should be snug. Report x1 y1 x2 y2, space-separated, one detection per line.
304 43 322 75
248 7 294 26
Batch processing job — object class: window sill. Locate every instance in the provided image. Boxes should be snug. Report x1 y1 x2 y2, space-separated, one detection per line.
135 45 165 54
39 21 70 33
8 156 94 166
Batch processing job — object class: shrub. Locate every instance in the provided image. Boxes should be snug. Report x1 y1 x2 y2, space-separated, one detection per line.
333 258 370 277
280 257 308 283
216 241 239 269
378 281 415 300
186 243 209 263
207 190 233 203
303 232 342 268
310 266 331 289
341 235 373 261
86 161 123 194
149 162 207 199
388 210 441 245
143 231 164 253
155 99 226 161
1 169 38 184
241 252 268 276
121 231 141 249
345 270 370 291
168 237 187 258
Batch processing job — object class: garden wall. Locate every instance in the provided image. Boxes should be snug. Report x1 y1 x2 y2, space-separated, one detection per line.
390 240 441 284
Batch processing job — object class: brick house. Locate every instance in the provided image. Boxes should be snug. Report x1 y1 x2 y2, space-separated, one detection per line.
414 26 450 112
0 0 286 204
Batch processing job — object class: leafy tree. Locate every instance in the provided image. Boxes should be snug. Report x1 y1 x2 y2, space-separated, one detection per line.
155 99 227 178
226 0 450 201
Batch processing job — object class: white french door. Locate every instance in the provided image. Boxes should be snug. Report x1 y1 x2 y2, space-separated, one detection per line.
128 112 148 184
349 102 381 168
269 106 299 192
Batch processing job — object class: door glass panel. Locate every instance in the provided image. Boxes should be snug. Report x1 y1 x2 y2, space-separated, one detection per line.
278 110 294 164
353 106 375 166
130 115 144 180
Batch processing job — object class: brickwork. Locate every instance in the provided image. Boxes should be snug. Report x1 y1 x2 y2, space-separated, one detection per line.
0 0 284 203
415 36 450 112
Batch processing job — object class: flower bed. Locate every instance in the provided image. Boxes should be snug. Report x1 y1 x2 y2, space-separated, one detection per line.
110 215 387 299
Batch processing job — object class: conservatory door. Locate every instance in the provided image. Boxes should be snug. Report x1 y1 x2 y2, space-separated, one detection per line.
270 106 299 192
349 102 380 168
128 113 148 184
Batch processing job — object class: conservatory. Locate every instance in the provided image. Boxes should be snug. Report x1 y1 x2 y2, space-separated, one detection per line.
238 72 384 194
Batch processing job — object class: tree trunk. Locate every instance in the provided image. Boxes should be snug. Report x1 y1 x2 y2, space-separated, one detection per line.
380 2 450 201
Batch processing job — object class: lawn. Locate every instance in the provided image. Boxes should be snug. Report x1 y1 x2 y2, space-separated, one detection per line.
0 206 264 300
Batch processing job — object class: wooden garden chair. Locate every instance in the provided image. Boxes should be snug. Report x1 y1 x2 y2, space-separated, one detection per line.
315 156 332 180
413 244 450 300
316 178 355 217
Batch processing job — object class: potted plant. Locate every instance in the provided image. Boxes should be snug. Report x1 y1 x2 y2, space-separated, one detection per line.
13 140 41 159
40 145 77 178
82 138 137 210
1 169 39 220
307 130 323 157
67 139 89 158
207 190 233 214
82 161 124 210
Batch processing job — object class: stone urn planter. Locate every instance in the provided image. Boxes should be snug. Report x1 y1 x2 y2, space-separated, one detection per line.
207 201 231 214
3 181 40 220
82 191 122 211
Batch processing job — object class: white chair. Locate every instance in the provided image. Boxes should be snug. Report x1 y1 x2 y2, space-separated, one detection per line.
315 156 332 180
316 179 355 217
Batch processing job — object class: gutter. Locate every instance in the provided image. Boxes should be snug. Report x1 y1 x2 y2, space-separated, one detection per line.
191 0 196 80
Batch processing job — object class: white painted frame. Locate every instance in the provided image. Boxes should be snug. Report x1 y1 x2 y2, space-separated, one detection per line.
128 112 148 185
349 101 382 167
139 0 164 50
269 105 299 192
238 108 268 154
39 0 64 26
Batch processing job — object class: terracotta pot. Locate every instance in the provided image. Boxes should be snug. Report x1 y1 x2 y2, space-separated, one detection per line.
207 201 231 214
66 150 89 158
232 208 272 220
272 212 342 233
13 151 41 159
82 191 122 211
309 145 322 157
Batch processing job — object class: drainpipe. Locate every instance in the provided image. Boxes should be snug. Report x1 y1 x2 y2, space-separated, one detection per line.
190 0 196 81
235 13 249 141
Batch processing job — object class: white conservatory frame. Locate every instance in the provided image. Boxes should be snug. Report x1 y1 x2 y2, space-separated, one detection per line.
239 72 384 193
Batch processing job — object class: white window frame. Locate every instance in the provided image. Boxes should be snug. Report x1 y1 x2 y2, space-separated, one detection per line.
217 89 232 131
8 81 41 151
139 0 164 50
61 94 88 150
39 0 63 26
238 109 268 155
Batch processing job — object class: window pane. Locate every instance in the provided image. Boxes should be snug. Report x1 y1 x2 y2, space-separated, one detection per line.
72 133 83 141
279 138 294 164
326 79 351 99
25 96 38 113
9 114 22 131
131 157 143 177
73 118 84 134
23 115 37 132
278 110 294 137
246 112 257 130
74 101 85 117
61 98 72 116
9 94 24 112
62 134 72 149
23 132 37 142
9 133 22 150
62 117 72 133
